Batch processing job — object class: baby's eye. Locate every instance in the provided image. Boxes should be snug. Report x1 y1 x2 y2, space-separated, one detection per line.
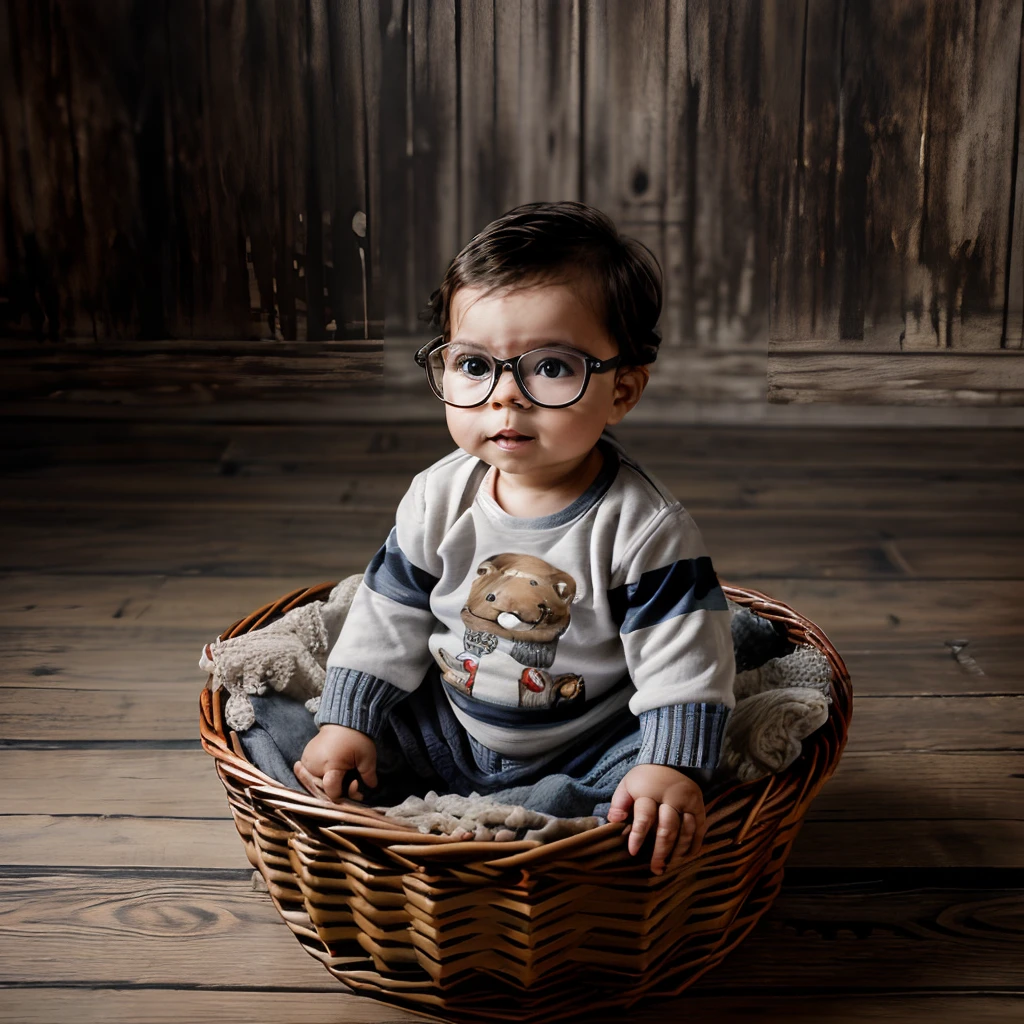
532 357 574 379
454 354 492 380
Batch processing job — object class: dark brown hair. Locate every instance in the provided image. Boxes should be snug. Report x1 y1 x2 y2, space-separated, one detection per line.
424 201 663 365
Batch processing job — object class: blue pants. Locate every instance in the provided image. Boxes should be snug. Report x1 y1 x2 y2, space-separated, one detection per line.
241 668 647 820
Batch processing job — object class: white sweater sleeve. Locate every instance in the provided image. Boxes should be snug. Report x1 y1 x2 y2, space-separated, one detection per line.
315 470 440 737
612 505 736 770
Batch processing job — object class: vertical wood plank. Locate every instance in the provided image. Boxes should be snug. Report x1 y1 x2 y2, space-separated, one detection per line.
304 0 329 341
584 0 668 221
271 0 308 342
456 0 496 242
0 0 39 336
411 0 458 328
1007 17 1024 349
763 0 811 344
164 0 208 338
663 0 692 349
920 0 1021 351
324 0 370 339
201 0 255 338
674 0 766 348
379 0 410 336
583 0 667 351
706 0 766 347
359 0 383 337
502 0 581 210
492 0 522 215
236 0 280 340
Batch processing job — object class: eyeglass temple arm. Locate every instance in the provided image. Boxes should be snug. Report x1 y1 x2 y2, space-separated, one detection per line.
414 336 445 366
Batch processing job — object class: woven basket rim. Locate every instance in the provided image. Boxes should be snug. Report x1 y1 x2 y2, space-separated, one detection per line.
199 577 852 867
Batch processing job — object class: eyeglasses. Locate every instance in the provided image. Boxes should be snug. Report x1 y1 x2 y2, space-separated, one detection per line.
414 336 621 409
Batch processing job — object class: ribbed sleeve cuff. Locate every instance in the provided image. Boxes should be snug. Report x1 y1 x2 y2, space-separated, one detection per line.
314 667 410 738
635 702 730 771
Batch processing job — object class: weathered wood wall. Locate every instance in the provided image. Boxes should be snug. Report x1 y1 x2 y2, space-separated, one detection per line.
3 0 1022 409
0 0 381 343
767 0 1024 405
381 0 769 359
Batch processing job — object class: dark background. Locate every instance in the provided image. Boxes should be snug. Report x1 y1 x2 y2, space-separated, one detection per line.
2 0 1021 408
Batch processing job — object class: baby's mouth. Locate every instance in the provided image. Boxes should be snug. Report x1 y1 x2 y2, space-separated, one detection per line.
488 429 534 448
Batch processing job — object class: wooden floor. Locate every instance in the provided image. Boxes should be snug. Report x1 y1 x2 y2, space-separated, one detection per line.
1 409 1022 1022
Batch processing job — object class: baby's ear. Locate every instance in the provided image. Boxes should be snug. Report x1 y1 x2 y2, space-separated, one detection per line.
609 365 650 423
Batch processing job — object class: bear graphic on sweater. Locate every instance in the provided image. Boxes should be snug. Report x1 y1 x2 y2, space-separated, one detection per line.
434 553 586 709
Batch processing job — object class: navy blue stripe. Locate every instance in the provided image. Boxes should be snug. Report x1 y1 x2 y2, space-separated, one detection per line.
608 556 727 634
363 528 439 611
315 666 409 736
445 674 633 728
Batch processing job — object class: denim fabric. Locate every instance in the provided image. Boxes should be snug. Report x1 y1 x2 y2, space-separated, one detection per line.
375 668 645 816
240 647 733 820
239 694 318 791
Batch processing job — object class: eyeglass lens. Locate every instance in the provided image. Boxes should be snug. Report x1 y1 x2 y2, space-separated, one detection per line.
427 344 588 407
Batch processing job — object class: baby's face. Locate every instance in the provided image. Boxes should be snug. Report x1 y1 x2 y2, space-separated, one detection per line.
443 282 643 486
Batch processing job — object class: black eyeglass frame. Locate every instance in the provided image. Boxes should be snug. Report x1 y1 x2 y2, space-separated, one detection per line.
414 335 622 409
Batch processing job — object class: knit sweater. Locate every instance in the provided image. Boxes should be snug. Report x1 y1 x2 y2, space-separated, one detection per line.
316 433 736 769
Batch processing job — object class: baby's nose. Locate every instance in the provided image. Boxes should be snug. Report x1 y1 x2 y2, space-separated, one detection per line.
490 367 532 408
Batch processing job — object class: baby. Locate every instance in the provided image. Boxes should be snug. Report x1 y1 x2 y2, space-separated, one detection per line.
296 201 735 874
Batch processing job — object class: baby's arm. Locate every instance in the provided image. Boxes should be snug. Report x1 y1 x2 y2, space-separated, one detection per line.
295 724 377 803
305 468 443 795
612 505 735 870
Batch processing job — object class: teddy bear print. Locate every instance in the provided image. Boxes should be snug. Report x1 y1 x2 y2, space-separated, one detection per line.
434 552 586 709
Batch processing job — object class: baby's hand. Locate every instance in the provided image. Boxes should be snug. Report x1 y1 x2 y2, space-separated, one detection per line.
294 724 377 804
607 764 707 875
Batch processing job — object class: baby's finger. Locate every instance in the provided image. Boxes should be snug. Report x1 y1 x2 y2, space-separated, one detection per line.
294 761 328 801
650 803 680 875
670 812 699 861
628 797 658 856
606 780 634 824
322 767 345 803
342 768 366 802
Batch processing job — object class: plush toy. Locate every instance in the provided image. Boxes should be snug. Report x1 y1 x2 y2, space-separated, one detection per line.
719 603 833 781
199 576 361 732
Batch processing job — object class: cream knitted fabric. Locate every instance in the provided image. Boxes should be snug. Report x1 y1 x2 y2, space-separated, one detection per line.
719 645 833 781
380 790 600 843
733 645 832 701
200 576 362 731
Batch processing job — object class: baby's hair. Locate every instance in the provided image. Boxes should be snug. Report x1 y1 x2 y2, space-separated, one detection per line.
424 201 663 366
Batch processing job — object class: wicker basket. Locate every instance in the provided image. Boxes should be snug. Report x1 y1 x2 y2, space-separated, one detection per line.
199 580 851 1023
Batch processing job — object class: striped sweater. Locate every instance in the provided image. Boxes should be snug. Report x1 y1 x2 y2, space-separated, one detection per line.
316 433 736 769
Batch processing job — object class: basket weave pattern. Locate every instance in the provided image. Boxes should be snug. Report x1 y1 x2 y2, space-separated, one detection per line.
199 581 852 1023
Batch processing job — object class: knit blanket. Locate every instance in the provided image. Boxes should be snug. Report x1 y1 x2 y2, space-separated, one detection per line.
200 576 833 840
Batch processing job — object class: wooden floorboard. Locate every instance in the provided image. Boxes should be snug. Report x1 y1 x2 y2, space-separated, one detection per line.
2 505 1022 579
1 989 1021 1024
2 414 1022 1020
3 686 1021 743
4 575 1021 648
1 873 1021 993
